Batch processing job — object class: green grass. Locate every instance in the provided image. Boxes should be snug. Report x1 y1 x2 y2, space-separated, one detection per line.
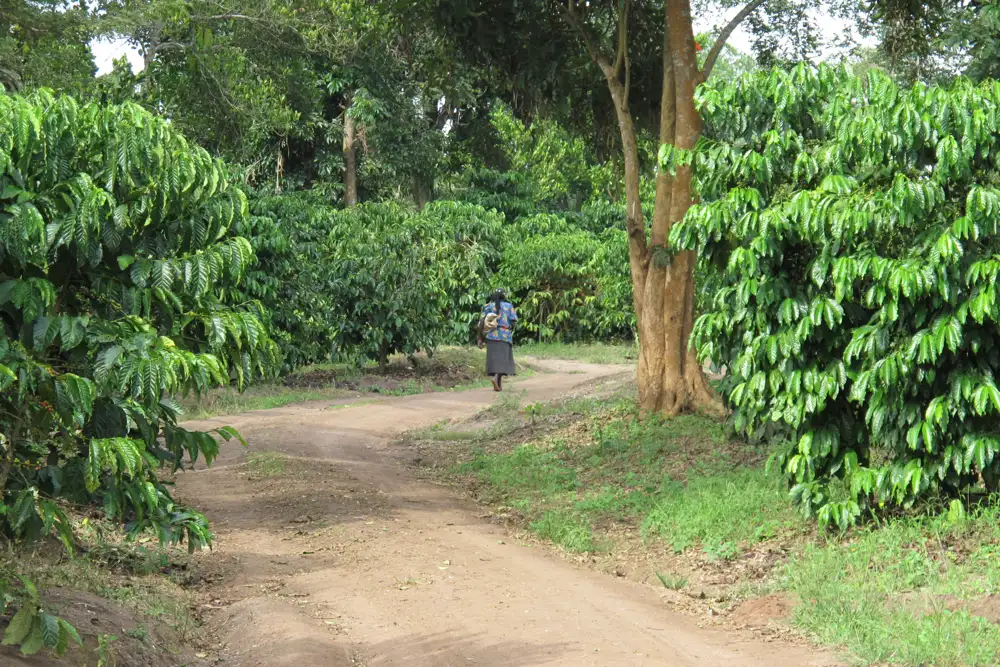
245 451 287 477
641 470 797 558
2 543 200 642
180 385 352 419
456 401 801 557
785 506 1000 666
181 347 535 419
412 426 483 441
656 571 689 590
452 390 1000 665
517 341 636 365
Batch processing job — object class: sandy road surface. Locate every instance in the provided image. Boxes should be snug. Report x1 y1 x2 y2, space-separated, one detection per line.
177 360 839 667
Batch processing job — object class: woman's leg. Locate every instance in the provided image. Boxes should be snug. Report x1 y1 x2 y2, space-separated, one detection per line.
497 374 503 390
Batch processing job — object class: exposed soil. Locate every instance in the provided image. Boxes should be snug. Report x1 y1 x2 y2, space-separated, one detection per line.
2 588 205 667
283 350 512 393
157 358 843 666
729 594 798 628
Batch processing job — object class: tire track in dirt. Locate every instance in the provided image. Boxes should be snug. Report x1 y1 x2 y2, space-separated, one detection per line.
176 360 840 667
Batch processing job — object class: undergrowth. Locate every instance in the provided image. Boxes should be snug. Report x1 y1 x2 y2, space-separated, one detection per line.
440 391 1000 666
180 386 353 419
455 397 799 556
1 526 201 646
786 506 1000 666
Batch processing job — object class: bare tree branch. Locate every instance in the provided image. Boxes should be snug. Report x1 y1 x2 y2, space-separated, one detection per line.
701 0 767 81
0 66 22 92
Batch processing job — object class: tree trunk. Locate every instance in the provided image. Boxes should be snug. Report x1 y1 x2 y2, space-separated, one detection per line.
600 0 721 416
413 174 433 210
663 0 721 415
343 112 358 207
564 0 753 416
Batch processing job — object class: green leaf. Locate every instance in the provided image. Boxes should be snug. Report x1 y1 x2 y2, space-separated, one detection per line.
57 619 81 654
19 618 44 655
3 607 35 645
215 425 247 447
40 613 60 649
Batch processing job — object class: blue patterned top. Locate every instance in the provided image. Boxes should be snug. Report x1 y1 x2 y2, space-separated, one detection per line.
482 301 518 343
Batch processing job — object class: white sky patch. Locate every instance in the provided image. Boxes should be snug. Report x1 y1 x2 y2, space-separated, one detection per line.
695 5 875 60
91 37 143 75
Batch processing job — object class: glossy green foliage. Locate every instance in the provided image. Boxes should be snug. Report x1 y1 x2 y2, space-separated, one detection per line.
498 215 634 341
491 103 594 210
239 198 506 367
238 188 634 365
0 1 95 96
673 64 1000 526
326 201 503 363
442 166 544 223
232 192 343 371
0 91 277 559
417 200 507 343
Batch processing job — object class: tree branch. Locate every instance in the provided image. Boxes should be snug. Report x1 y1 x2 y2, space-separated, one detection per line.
612 0 630 78
701 0 768 81
562 1 615 79
204 13 270 22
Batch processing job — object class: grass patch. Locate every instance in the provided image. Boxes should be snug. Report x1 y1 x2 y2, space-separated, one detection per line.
656 572 689 590
245 451 287 477
1 539 200 642
518 341 636 365
456 400 802 557
179 385 351 419
440 385 1000 665
785 506 1000 666
530 511 596 552
641 470 796 558
412 426 483 442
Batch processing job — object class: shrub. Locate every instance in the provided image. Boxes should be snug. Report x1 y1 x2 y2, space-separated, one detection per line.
499 230 603 341
234 192 342 371
0 89 278 653
674 64 1000 526
415 200 506 344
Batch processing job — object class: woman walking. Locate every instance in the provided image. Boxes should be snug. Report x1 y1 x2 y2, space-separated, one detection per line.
478 289 518 392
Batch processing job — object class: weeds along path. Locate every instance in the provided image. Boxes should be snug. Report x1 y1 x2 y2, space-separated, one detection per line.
177 359 838 667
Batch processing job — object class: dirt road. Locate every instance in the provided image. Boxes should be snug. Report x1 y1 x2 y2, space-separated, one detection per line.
178 360 839 667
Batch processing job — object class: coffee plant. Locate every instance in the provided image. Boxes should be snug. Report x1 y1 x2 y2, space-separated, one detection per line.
499 229 603 341
0 90 278 651
414 200 506 344
233 192 344 371
674 64 1000 526
239 192 633 367
325 202 480 365
0 574 80 656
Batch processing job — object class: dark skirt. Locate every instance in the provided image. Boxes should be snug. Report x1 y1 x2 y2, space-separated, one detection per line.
485 340 516 376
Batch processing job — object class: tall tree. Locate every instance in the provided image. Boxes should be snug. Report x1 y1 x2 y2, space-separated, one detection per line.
96 0 326 185
428 0 829 415
0 0 96 94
